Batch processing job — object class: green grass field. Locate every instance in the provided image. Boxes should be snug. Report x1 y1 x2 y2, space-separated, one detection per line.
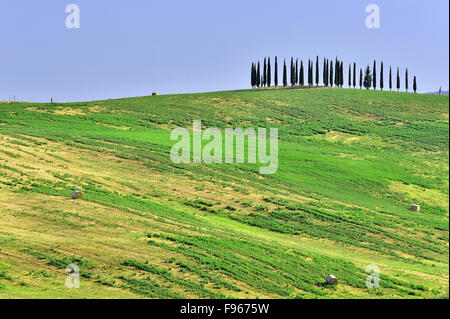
0 87 448 299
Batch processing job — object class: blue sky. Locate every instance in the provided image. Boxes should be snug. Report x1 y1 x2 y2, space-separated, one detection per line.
0 0 448 102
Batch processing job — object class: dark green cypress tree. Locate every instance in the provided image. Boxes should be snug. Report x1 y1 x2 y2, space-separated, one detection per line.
405 68 409 92
359 68 363 89
295 59 299 85
373 60 377 90
283 60 287 87
315 56 319 86
263 57 267 87
274 57 279 87
334 57 339 87
380 62 384 91
252 63 256 88
336 61 339 87
267 57 271 87
396 67 400 91
300 61 304 86
254 63 257 88
323 58 327 86
256 62 261 88
353 63 356 88
348 64 351 87
413 76 417 93
326 59 330 86
330 60 334 87
291 57 295 86
364 65 372 89
389 67 392 91
307 60 311 86
340 62 344 87
338 60 342 87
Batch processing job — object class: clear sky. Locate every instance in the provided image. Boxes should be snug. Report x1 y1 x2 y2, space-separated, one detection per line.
0 0 448 102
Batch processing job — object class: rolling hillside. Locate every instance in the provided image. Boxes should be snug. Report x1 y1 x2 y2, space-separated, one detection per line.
0 88 448 299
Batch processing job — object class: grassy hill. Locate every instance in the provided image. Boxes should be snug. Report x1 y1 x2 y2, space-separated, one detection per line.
0 88 448 299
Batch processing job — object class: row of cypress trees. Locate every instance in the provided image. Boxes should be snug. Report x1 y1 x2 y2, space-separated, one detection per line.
251 57 417 93
361 62 417 93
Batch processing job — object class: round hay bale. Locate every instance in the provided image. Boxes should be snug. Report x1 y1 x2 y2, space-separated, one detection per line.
152 92 158 96
410 204 420 212
326 275 338 285
72 191 83 200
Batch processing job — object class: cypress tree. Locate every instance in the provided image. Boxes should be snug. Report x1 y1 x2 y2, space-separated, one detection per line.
283 60 287 87
330 60 334 87
300 61 304 86
294 57 297 86
252 63 256 88
359 68 363 89
263 57 267 87
331 59 337 86
323 58 327 86
251 62 255 89
413 76 417 93
363 65 372 89
373 60 377 90
256 62 261 88
290 57 295 86
307 60 311 86
340 62 344 87
338 60 342 87
327 59 330 86
389 67 392 91
267 57 271 87
308 60 311 86
289 57 295 86
348 64 351 87
315 56 319 87
405 68 409 92
334 57 339 87
396 67 400 91
336 61 339 87
380 62 384 91
295 59 299 85
275 57 279 87
353 63 356 88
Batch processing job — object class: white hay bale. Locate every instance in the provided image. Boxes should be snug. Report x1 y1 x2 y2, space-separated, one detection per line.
326 275 338 285
72 191 83 200
410 204 420 212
